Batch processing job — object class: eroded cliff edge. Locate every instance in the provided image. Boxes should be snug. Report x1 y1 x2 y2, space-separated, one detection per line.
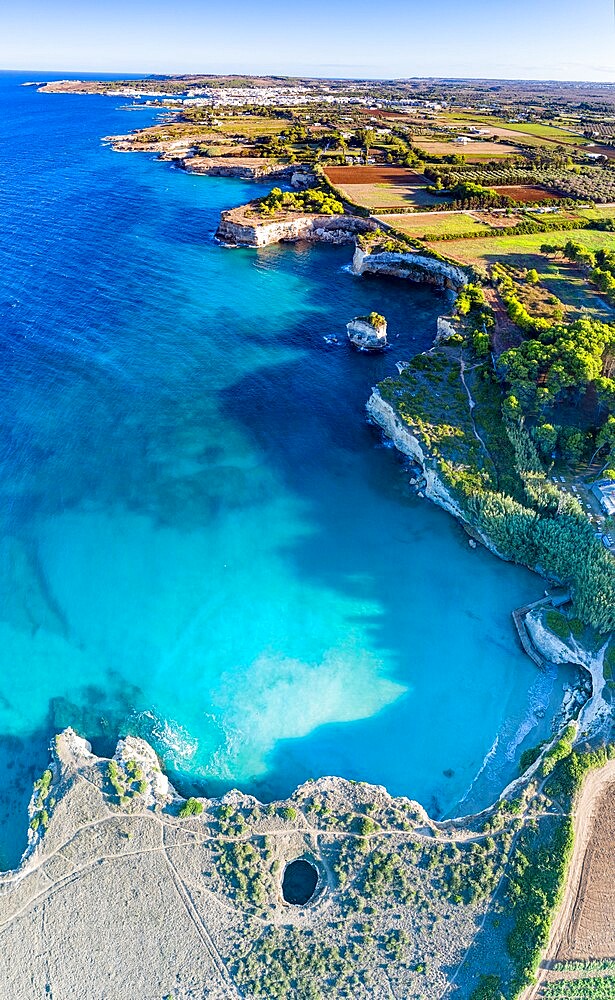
2 726 611 1000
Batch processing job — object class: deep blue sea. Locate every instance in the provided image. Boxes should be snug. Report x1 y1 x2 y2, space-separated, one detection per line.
0 72 573 868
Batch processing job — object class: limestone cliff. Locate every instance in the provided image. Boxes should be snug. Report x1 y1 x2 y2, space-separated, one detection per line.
181 157 300 181
366 389 504 558
216 210 373 247
367 390 464 519
525 611 611 734
352 245 468 291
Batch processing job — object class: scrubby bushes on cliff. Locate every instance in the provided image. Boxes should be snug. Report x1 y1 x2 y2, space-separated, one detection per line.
454 284 494 356
468 420 615 632
379 350 615 631
258 186 343 217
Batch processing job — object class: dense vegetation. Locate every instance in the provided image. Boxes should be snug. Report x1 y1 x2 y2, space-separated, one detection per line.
543 978 615 999
257 186 343 217
378 340 615 631
549 239 615 305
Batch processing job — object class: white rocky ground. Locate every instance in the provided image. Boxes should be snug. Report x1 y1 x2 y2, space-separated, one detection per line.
0 728 563 1000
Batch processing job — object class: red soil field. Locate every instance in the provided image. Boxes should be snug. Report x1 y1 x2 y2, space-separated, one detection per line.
493 184 558 202
325 166 426 185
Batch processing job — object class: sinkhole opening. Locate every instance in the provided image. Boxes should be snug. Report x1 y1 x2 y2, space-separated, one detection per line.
281 858 319 905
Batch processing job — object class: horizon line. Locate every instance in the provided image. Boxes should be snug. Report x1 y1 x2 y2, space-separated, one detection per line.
3 67 615 86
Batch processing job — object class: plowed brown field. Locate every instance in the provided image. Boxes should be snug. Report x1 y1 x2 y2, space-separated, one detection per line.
325 166 427 185
523 760 615 1000
493 185 559 203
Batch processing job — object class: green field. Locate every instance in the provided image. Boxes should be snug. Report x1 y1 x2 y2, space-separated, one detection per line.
575 205 615 221
435 229 615 320
213 115 292 136
442 113 589 147
492 121 589 145
434 228 615 265
376 211 494 237
542 976 615 999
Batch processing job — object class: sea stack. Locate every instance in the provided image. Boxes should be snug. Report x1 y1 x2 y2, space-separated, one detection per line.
347 312 388 351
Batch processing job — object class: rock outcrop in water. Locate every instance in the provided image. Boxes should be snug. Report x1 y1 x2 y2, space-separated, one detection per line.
347 313 388 351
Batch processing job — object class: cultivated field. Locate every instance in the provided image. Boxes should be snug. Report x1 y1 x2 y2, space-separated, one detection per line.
493 184 559 203
575 205 615 221
324 165 439 209
211 114 292 137
525 762 615 1000
438 115 591 149
416 139 523 160
432 228 615 268
375 210 494 238
436 229 615 321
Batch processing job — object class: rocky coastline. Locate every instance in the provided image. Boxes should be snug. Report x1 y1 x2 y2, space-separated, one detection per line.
216 206 374 247
366 389 610 748
366 387 497 550
214 195 609 757
0 728 512 999
351 244 468 292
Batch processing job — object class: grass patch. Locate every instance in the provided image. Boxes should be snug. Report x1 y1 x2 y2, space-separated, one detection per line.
545 610 571 640
428 228 615 268
376 211 494 238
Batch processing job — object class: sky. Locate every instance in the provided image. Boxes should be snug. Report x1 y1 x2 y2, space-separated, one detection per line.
0 0 613 82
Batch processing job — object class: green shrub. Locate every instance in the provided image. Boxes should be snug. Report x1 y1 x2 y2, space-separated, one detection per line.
545 610 571 640
470 974 506 1000
541 726 575 778
519 741 546 773
178 797 204 818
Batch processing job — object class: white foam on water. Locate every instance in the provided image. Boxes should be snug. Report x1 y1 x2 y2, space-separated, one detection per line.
456 734 500 811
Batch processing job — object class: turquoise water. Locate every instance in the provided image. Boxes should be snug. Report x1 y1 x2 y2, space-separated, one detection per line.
0 73 571 868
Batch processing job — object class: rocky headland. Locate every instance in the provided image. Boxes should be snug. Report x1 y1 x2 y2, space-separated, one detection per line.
216 204 374 247
352 243 468 291
1 724 609 1000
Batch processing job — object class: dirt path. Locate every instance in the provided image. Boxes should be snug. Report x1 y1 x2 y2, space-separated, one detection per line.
523 759 615 1000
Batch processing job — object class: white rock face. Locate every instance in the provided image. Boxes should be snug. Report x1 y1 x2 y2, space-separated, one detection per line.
216 212 372 247
115 735 171 802
290 169 318 188
366 390 463 519
366 389 504 560
352 245 467 291
347 316 387 351
436 316 461 342
183 158 295 180
525 611 611 733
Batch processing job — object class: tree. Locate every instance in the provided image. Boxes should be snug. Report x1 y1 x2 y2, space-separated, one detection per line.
503 394 522 420
356 128 375 164
559 427 587 466
532 423 557 460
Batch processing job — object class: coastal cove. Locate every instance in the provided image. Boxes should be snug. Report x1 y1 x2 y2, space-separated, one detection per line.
0 73 575 870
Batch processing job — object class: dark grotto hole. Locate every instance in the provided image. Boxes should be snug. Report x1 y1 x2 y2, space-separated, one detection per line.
281 858 319 905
